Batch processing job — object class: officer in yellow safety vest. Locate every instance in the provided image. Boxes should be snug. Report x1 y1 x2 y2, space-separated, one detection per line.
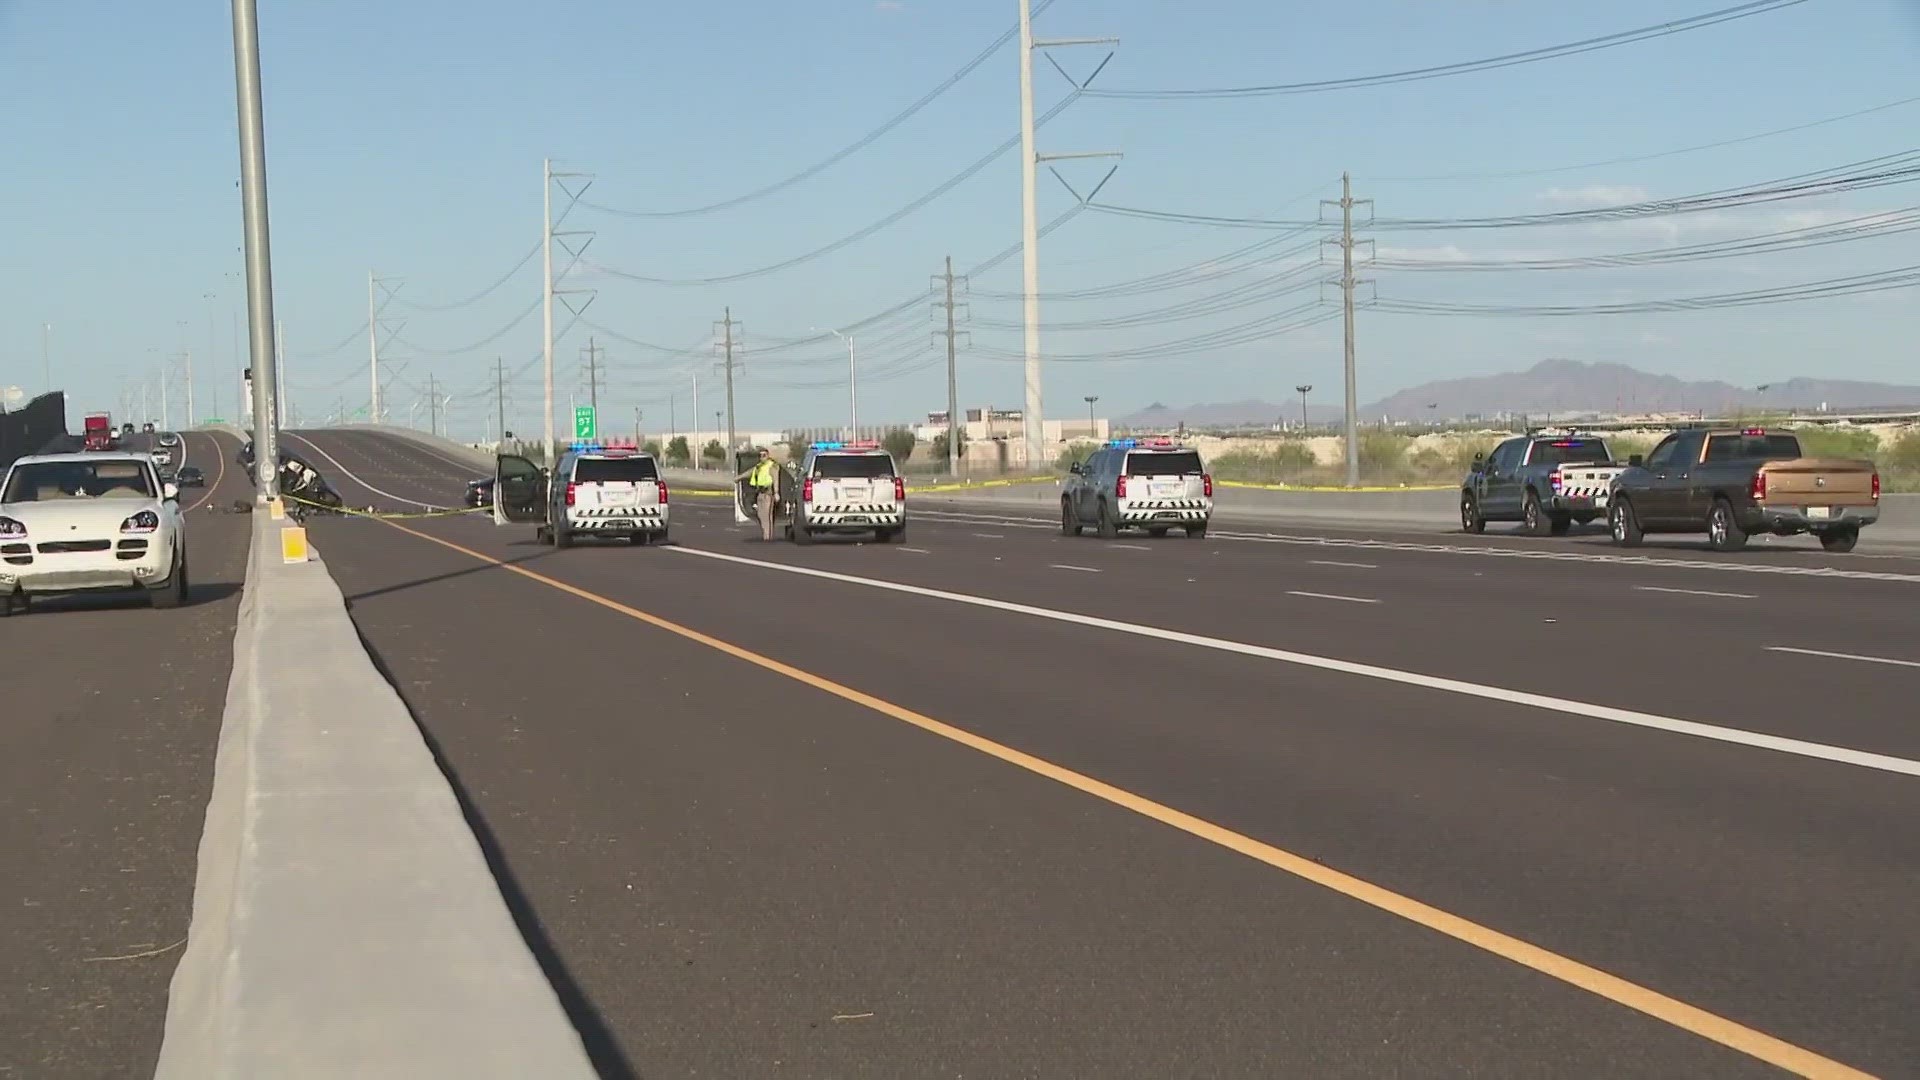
736 447 780 541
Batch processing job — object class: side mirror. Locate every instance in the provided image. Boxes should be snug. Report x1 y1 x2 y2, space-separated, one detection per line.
1473 451 1485 462
1628 454 1644 468
1069 463 1083 474
162 482 180 501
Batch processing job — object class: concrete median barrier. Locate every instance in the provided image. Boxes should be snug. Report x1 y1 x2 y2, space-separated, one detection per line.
155 513 594 1079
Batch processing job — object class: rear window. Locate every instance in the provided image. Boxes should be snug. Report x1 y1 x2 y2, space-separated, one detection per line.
573 457 659 483
1124 450 1204 476
1527 439 1610 467
1705 434 1801 462
811 454 895 479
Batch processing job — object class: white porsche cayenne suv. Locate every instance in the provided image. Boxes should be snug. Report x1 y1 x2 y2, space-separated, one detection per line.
0 452 189 615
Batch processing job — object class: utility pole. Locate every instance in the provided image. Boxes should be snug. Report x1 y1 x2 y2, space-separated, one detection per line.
367 271 380 424
427 373 440 437
691 372 700 468
1018 0 1120 470
231 0 282 498
542 159 597 469
1322 172 1372 488
42 323 51 395
715 308 738 454
633 406 641 446
1295 383 1313 431
932 255 970 476
581 336 602 419
494 357 506 448
185 348 196 427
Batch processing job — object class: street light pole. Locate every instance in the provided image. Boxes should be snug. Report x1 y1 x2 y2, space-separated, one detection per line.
228 0 282 500
1084 395 1098 439
814 326 858 438
1295 384 1313 431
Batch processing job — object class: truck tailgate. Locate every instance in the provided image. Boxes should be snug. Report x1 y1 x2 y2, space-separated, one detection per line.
1760 459 1876 506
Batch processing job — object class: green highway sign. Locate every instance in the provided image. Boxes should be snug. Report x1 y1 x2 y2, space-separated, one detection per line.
573 406 596 440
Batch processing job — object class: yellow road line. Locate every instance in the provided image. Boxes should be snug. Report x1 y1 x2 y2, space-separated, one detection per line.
375 514 1874 1079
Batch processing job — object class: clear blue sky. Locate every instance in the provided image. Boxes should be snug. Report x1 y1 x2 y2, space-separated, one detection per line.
3 0 1917 436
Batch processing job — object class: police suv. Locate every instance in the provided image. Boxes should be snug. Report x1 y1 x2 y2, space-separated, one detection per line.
786 440 906 545
1061 437 1213 539
492 439 669 547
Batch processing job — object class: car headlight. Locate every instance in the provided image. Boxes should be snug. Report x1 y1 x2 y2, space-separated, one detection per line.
0 516 26 538
120 510 161 534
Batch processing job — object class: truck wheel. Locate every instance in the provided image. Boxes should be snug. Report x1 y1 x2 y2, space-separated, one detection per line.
1522 492 1551 537
1707 498 1748 552
1060 500 1081 537
1818 527 1859 554
1609 498 1644 547
1460 492 1485 534
1185 523 1208 539
1096 501 1119 540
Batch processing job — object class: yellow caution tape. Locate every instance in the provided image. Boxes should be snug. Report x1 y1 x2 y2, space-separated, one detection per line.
282 494 487 520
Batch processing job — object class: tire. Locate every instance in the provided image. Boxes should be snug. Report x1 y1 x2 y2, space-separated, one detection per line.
150 555 188 609
1522 492 1551 537
792 522 813 545
1185 523 1208 539
1060 500 1082 537
1609 498 1644 547
1460 492 1485 534
535 525 552 544
630 532 650 546
1147 527 1169 538
554 528 573 549
0 590 23 618
1096 501 1119 540
1818 527 1859 554
1707 498 1748 552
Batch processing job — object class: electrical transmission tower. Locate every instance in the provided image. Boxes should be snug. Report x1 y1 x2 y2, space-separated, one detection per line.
542 159 597 466
1018 0 1119 469
366 273 407 423
1321 172 1374 488
579 337 603 422
931 255 972 476
714 309 740 454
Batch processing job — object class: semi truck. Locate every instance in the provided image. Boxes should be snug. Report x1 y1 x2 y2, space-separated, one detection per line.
82 413 114 451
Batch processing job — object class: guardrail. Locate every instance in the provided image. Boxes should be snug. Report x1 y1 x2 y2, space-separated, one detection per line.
155 510 594 1079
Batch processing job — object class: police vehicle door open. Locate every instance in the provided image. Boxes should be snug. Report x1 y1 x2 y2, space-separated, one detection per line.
493 452 550 526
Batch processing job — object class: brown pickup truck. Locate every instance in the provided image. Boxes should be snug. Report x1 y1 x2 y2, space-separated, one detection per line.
1606 427 1880 553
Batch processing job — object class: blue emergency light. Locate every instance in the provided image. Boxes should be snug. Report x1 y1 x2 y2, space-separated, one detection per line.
1107 438 1138 448
811 441 844 450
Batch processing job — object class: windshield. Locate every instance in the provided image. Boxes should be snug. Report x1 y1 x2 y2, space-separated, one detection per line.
3 460 156 502
1528 439 1611 467
1705 434 1802 462
811 454 895 479
573 457 660 483
1125 450 1205 476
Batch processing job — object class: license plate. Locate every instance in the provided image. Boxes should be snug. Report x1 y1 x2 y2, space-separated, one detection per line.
605 519 633 528
843 515 869 524
1806 506 1831 520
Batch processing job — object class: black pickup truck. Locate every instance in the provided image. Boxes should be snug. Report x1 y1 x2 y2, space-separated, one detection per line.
1607 427 1880 553
1461 432 1623 536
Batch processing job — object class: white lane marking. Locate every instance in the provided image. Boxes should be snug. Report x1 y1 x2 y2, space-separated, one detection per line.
897 547 931 554
281 432 453 510
667 545 1920 779
1288 590 1379 604
1049 564 1102 573
1110 543 1152 551
911 509 1920 584
1310 559 1378 569
1635 585 1756 600
971 532 1006 539
1767 646 1920 670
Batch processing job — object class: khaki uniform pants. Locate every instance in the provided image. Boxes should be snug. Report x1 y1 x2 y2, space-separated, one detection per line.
755 488 775 540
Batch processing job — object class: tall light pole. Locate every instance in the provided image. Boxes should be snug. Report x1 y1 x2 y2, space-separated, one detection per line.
813 326 858 438
541 158 554 467
1295 384 1312 431
229 0 282 499
1083 394 1097 439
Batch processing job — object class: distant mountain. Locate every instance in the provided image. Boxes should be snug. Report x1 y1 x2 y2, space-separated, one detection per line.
1117 360 1920 427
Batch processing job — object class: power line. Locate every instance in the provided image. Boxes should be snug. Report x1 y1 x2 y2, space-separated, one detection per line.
1371 93 1920 182
1376 263 1920 316
581 0 1054 218
391 296 542 355
394 244 542 312
582 94 1083 286
1084 0 1809 100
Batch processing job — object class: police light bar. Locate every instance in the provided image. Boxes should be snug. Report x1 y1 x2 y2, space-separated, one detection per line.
1107 438 1138 448
1741 427 1766 436
811 439 882 450
1110 436 1179 449
566 439 637 454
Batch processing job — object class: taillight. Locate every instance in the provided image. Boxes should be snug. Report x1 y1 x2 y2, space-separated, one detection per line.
1202 473 1213 498
565 482 578 506
1549 470 1564 495
802 478 814 502
1871 472 1880 501
893 476 905 502
1749 471 1766 501
658 482 669 505
1115 474 1128 499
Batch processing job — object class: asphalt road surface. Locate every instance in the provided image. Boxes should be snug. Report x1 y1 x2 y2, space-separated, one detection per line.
288 427 1919 1079
0 430 252 1078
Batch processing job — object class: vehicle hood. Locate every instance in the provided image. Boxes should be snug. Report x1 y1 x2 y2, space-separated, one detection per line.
0 498 165 535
